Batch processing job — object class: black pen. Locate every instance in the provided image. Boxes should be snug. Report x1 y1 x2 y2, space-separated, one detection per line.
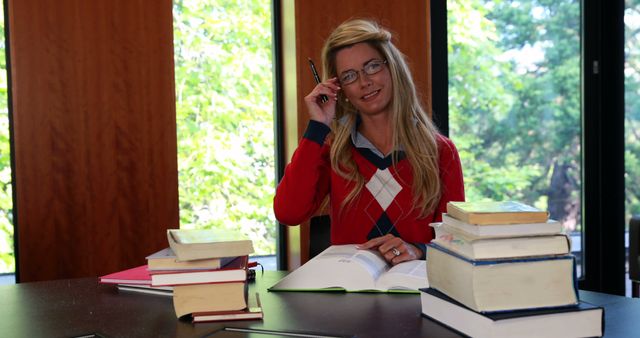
308 58 329 103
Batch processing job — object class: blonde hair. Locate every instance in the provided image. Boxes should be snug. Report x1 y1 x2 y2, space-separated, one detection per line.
321 18 441 217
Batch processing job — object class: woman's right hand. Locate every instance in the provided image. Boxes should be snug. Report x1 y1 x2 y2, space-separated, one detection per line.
303 77 341 127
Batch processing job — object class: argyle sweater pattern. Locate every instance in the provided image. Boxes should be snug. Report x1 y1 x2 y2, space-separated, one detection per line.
274 120 465 248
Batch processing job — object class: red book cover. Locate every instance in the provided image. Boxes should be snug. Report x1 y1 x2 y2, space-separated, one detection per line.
99 265 151 285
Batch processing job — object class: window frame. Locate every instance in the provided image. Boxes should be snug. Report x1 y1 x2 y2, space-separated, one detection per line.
272 0 287 270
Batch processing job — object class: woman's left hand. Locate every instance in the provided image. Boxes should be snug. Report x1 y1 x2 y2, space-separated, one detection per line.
356 234 422 265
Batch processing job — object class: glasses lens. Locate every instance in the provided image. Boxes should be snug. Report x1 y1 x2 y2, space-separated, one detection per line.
339 60 386 85
340 71 357 85
365 60 385 75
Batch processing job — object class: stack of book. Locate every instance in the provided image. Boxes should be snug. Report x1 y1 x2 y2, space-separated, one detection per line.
100 228 262 323
421 201 604 338
99 263 174 297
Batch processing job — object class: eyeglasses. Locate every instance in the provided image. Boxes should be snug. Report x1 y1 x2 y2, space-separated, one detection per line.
338 59 387 85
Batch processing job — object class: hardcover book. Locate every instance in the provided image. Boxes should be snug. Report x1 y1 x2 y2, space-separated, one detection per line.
146 247 236 271
441 213 562 237
150 255 248 286
167 229 254 261
116 284 173 297
431 222 570 260
446 201 549 225
426 243 578 313
269 244 427 293
99 265 151 285
420 288 604 338
191 292 263 323
173 281 248 318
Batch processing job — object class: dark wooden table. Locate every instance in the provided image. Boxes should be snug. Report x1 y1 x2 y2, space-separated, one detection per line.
0 271 637 338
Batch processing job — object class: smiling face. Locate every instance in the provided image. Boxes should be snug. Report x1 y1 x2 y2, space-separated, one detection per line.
335 42 393 118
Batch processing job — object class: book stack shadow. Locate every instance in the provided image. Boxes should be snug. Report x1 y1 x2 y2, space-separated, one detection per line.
100 229 262 323
421 201 604 338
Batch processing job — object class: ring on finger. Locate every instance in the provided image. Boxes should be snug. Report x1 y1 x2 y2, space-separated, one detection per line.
391 247 401 257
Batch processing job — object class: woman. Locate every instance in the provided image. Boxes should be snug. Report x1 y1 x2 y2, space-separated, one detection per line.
274 19 465 264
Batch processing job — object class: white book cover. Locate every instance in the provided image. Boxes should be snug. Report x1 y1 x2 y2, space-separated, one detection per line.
441 213 562 237
431 222 571 260
420 288 604 338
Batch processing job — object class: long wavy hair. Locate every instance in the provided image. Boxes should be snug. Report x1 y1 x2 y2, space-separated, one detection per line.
321 18 442 217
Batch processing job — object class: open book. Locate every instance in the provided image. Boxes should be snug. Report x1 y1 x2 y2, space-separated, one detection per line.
269 245 427 293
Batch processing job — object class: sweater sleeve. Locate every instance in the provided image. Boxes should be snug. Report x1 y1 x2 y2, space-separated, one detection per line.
273 120 332 225
433 135 466 222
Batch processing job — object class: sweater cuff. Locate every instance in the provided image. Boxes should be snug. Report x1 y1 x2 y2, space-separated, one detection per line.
303 120 331 145
412 242 427 260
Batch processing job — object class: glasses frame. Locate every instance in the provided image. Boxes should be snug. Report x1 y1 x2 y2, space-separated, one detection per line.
338 59 388 85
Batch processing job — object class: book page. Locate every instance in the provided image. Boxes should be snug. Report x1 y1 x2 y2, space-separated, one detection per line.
375 260 428 291
269 245 390 291
349 248 389 280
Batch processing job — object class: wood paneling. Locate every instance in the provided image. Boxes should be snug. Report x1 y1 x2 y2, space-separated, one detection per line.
280 1 431 268
8 0 179 281
295 1 432 138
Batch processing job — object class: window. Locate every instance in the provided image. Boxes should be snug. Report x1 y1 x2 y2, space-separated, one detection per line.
625 0 640 293
172 1 276 262
436 0 627 294
446 0 583 274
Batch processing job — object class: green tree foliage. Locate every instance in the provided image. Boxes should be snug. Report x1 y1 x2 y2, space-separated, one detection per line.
625 0 640 220
173 0 276 255
449 0 582 230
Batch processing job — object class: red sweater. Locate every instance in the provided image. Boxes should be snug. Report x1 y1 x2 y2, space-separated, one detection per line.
274 121 465 248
